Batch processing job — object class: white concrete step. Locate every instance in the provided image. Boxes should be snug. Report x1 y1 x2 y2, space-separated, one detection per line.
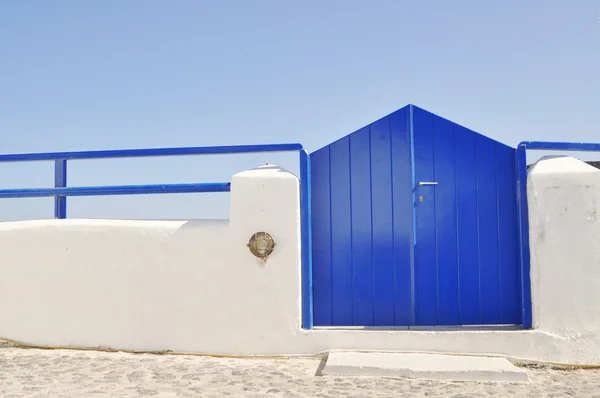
322 352 530 383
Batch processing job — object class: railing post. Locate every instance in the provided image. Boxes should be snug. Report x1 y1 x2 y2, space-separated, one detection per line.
300 150 313 330
54 159 67 219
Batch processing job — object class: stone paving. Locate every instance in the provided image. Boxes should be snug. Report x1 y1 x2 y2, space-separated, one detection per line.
1 345 600 397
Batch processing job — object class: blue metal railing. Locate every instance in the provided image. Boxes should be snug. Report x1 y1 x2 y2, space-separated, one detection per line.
0 143 303 218
0 183 233 199
516 141 600 330
0 142 313 329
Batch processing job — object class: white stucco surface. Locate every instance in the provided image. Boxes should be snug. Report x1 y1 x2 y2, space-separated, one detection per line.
1 159 600 365
526 156 600 362
322 352 530 382
0 165 302 354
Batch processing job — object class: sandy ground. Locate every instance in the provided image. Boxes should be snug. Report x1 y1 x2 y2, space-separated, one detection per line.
1 346 600 397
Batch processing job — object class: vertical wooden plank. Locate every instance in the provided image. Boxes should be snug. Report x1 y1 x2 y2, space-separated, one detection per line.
413 107 438 325
495 144 522 324
390 108 413 326
432 116 459 326
329 137 354 325
350 127 374 325
454 125 481 325
310 147 332 326
475 135 501 324
370 117 395 325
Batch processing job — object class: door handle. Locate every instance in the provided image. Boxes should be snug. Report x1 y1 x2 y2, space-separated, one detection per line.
418 181 438 187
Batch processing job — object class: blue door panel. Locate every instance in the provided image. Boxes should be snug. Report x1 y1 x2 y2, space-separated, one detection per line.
311 107 413 327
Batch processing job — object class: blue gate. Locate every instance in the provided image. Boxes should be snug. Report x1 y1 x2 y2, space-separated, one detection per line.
310 105 523 327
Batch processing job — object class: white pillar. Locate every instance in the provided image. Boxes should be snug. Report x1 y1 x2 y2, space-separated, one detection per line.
528 156 600 336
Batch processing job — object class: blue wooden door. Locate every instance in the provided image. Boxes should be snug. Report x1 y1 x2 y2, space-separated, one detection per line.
411 107 522 326
310 105 523 327
311 107 413 327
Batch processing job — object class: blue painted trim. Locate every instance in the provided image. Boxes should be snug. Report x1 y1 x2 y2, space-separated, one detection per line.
515 144 532 329
0 144 303 163
300 150 313 329
0 143 303 218
54 160 67 219
519 141 600 151
0 183 231 198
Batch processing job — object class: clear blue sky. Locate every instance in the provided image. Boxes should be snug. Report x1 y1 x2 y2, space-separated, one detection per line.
1 1 599 220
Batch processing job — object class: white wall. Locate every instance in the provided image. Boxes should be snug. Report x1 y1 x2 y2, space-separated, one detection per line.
2 158 600 365
527 156 600 341
0 165 303 354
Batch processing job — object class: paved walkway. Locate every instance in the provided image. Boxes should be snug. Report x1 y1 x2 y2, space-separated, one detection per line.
1 346 600 397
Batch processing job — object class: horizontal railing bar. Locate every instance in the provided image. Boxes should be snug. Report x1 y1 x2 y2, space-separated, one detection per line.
0 183 231 198
0 143 304 163
519 141 600 151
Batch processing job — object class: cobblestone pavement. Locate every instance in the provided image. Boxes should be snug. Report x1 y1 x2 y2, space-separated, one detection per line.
1 346 600 397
